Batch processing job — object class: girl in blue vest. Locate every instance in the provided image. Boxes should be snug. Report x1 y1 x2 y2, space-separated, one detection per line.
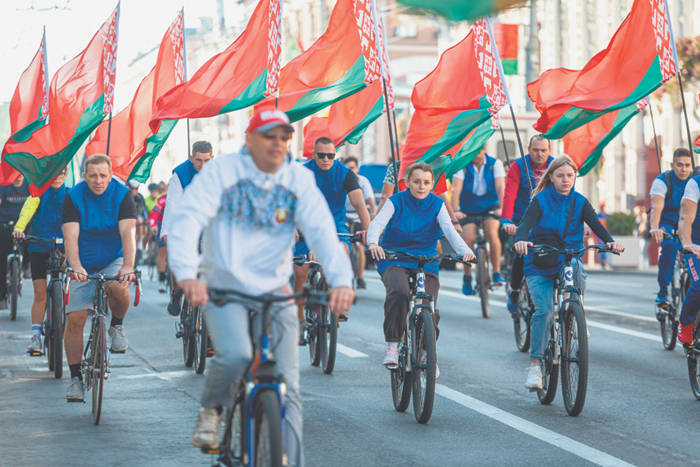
513 156 623 390
367 162 475 368
12 169 68 355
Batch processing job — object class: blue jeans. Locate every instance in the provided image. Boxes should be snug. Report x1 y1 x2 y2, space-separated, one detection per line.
657 222 678 290
526 260 587 360
680 254 700 326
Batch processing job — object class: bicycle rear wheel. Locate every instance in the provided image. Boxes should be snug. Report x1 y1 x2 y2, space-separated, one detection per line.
687 352 700 400
560 302 588 416
307 306 321 366
477 248 490 318
412 309 437 424
181 302 195 367
51 281 64 379
194 307 207 374
661 267 683 350
92 316 106 425
322 308 338 375
537 325 559 405
514 283 532 352
9 259 18 321
254 390 284 467
391 336 412 412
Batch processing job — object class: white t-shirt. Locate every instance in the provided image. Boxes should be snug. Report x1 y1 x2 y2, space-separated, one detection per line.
682 178 700 203
345 174 373 216
453 158 506 196
649 178 668 198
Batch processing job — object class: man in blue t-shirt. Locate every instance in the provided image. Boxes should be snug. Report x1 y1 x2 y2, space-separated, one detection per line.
0 175 30 309
649 148 692 305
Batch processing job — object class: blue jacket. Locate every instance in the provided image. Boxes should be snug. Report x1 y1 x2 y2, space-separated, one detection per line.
29 185 67 255
459 154 499 213
513 154 554 223
378 191 444 276
524 185 588 276
173 159 197 190
304 158 351 231
658 170 689 226
68 179 130 273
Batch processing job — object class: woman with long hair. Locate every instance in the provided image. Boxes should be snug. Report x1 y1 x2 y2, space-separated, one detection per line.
513 156 623 390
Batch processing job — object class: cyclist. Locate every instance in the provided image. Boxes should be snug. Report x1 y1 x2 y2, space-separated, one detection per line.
648 148 692 305
147 194 168 293
367 162 475 368
128 180 148 264
675 166 700 343
161 140 213 316
62 154 137 401
293 137 370 339
513 156 622 390
501 135 554 314
343 156 377 289
450 145 507 295
0 174 30 310
144 182 162 214
168 109 354 463
12 168 68 354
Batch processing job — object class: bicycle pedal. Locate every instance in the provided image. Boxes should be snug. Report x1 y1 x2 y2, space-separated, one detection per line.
175 331 183 339
385 364 398 371
207 349 215 356
110 349 126 354
27 350 43 357
338 315 348 322
66 399 84 403
200 448 220 455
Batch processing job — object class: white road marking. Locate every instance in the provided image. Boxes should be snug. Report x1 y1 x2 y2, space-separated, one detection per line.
336 344 368 358
439 289 507 306
435 384 635 467
587 320 661 342
586 279 646 288
585 305 657 322
115 370 192 380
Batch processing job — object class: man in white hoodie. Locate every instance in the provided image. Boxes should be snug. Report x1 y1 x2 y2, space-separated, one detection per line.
168 109 354 466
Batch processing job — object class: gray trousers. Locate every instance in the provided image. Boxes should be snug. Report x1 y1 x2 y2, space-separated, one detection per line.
201 285 303 467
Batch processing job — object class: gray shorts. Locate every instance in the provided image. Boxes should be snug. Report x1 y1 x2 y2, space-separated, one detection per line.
66 258 123 313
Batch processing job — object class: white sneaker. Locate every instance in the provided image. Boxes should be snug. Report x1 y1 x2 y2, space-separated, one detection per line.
27 335 42 353
66 377 85 401
158 280 166 293
420 350 439 378
525 365 544 390
191 408 224 449
108 325 129 352
383 343 398 366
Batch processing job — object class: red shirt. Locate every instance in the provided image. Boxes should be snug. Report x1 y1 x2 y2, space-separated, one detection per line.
501 160 549 222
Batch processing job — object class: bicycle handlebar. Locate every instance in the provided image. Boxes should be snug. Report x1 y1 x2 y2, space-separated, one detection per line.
383 249 477 265
21 235 64 247
337 232 364 243
529 243 621 257
209 285 328 309
65 269 142 307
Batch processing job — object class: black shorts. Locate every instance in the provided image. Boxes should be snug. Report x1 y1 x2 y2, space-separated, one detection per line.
30 252 51 281
458 206 500 226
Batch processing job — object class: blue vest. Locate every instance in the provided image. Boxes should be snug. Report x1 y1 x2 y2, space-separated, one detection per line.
68 179 129 273
658 170 689 226
173 159 197 190
513 154 554 223
459 155 498 213
689 174 700 243
524 185 588 277
378 191 444 276
304 159 350 229
29 185 67 255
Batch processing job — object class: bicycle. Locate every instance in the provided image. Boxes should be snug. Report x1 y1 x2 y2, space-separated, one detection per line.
527 243 617 417
22 235 67 379
65 270 142 425
656 230 689 351
461 211 498 319
6 232 23 321
204 286 327 467
513 280 535 353
176 293 213 374
384 250 474 424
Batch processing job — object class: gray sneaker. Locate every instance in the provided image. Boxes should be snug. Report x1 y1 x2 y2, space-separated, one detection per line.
191 408 223 449
27 335 42 354
108 325 129 352
66 377 85 401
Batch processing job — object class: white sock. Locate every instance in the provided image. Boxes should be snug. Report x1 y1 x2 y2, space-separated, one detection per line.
31 324 42 338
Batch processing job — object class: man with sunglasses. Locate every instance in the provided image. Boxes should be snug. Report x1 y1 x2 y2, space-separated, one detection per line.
293 138 371 343
168 109 354 464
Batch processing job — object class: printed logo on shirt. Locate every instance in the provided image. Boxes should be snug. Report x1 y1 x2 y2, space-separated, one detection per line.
219 179 296 233
689 257 699 283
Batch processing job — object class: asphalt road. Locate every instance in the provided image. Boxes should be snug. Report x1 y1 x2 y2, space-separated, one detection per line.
1 266 699 467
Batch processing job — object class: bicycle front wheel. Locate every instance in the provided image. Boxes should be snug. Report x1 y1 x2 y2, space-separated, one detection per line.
537 324 559 405
194 307 207 374
687 353 700 400
51 281 64 379
412 309 437 424
92 316 106 425
254 390 284 467
391 335 412 412
181 302 195 367
222 391 245 465
9 259 18 320
322 308 338 375
560 302 588 416
514 283 532 352
307 307 321 366
477 248 489 318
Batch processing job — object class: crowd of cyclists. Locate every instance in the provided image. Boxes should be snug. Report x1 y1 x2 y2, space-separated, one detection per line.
4 107 700 465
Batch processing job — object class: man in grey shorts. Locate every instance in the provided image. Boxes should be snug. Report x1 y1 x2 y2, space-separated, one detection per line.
62 154 137 401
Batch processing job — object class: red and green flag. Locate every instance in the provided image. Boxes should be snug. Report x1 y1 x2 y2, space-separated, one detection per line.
0 30 49 185
149 0 282 134
3 3 120 196
563 99 648 176
527 0 678 139
695 94 700 154
398 17 508 184
87 10 185 183
395 0 523 22
492 23 518 75
443 117 498 182
255 0 382 122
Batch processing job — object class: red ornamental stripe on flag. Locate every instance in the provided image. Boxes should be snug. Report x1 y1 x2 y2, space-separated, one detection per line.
39 32 49 120
378 18 394 110
169 11 186 85
267 0 282 96
474 18 507 115
353 0 381 85
102 5 119 114
650 0 677 82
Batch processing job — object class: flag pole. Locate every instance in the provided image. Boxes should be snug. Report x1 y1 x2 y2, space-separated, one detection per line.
677 73 696 167
649 102 663 174
105 112 113 156
381 77 400 194
497 115 511 167
509 104 534 195
182 6 192 158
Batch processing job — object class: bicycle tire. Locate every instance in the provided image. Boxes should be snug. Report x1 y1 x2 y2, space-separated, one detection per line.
222 392 245 466
45 298 53 371
322 309 338 375
390 335 412 412
254 390 284 467
412 309 437 424
194 307 207 374
514 283 532 353
9 259 18 320
687 353 700 400
181 302 195 367
537 324 559 405
661 265 683 350
51 280 64 379
560 301 588 416
306 302 321 366
477 248 490 319
92 316 106 425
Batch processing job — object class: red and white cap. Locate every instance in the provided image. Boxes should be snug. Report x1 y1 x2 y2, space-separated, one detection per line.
246 109 295 134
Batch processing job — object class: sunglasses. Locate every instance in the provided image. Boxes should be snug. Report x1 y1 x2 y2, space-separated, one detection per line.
262 130 293 142
314 151 336 160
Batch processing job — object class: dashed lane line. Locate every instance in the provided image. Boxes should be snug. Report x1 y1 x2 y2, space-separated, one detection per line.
336 344 368 358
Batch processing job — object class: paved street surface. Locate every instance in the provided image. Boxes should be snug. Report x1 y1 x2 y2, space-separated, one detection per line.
2 266 700 467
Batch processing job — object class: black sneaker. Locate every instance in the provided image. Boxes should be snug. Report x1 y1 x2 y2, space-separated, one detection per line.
357 278 367 289
167 291 183 317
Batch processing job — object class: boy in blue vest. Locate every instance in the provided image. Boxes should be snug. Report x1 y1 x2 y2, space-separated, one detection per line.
676 165 700 344
293 137 371 344
62 155 137 401
451 146 506 294
161 141 213 316
648 148 693 305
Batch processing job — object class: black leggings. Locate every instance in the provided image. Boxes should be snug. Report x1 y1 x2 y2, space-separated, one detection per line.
511 255 524 291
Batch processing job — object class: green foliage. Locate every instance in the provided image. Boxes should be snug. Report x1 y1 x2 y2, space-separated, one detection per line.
653 35 700 106
606 212 636 236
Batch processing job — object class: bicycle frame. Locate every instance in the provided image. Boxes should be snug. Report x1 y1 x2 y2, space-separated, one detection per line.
7 239 23 294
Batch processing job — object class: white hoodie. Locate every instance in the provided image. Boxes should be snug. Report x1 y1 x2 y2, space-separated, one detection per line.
168 149 353 295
